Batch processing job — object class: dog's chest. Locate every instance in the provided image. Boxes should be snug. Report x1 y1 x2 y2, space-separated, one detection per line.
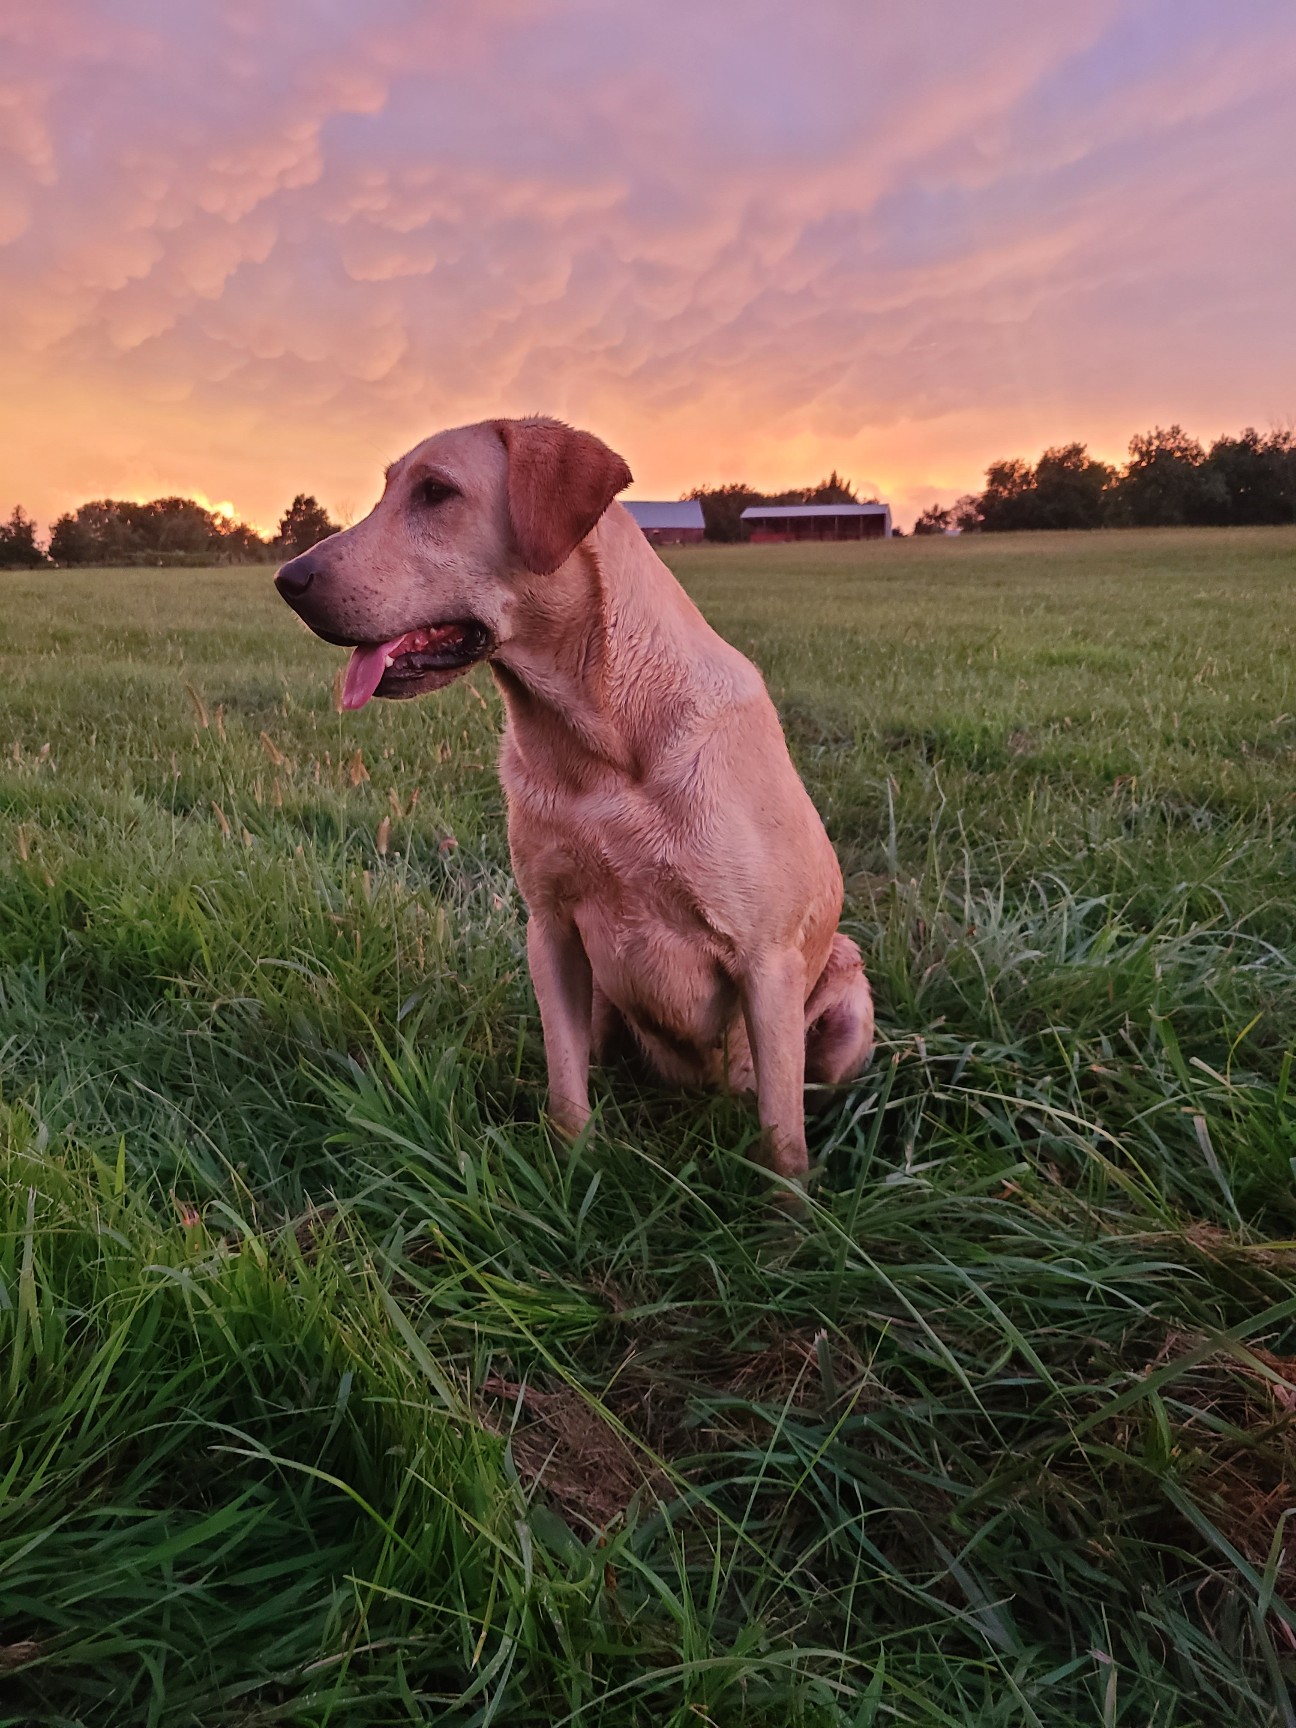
506 766 738 1027
510 773 697 919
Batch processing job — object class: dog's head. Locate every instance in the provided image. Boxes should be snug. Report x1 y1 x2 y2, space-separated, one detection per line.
274 417 632 707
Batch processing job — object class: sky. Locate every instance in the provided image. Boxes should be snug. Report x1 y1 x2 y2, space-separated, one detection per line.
2 0 1294 535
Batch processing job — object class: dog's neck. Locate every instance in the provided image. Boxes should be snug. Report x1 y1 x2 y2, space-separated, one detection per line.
490 503 736 779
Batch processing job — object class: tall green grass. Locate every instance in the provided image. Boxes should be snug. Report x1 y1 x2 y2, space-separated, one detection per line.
2 528 1294 1724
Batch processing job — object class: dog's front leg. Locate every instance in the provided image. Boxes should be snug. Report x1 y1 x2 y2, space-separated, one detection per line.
526 915 594 1139
740 949 809 1181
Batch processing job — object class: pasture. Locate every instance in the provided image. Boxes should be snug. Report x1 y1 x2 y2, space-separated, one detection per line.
2 526 1295 1725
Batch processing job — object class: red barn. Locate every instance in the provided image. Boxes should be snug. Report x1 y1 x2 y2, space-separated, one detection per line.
624 500 706 545
740 503 892 542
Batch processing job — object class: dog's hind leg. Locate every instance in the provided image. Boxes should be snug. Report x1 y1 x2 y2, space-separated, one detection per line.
805 933 875 1085
590 983 634 1064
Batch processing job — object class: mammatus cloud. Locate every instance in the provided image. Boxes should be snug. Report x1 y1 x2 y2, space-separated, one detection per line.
1 0 1294 532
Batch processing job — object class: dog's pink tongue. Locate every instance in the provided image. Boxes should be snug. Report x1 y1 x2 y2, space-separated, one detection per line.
342 639 403 711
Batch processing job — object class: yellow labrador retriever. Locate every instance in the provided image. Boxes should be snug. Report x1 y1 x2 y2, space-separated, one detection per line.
275 417 874 1181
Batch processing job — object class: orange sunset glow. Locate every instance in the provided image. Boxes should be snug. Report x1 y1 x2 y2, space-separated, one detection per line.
2 0 1294 533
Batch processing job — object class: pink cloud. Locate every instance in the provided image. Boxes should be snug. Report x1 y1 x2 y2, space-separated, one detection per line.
0 0 1293 532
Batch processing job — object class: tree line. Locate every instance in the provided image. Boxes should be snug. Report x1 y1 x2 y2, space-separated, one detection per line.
913 424 1296 535
5 422 1294 566
0 494 338 569
687 424 1295 540
5 475 870 564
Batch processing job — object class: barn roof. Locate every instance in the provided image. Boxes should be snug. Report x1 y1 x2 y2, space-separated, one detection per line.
739 503 889 520
624 499 706 530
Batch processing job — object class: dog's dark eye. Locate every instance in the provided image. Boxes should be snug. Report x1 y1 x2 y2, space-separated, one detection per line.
416 478 458 508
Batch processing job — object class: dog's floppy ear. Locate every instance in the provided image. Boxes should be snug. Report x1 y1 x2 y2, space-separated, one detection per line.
496 417 632 575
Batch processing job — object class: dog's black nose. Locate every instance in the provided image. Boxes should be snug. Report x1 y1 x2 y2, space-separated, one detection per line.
274 553 317 602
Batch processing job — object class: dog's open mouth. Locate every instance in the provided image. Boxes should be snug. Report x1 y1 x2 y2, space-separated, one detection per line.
341 621 492 710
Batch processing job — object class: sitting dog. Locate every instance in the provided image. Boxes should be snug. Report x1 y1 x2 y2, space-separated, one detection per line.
275 417 874 1181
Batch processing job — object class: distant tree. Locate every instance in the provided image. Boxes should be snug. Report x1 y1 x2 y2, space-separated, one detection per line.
1029 443 1115 529
213 519 271 562
1204 427 1296 525
137 496 221 554
800 470 859 505
893 422 1296 542
49 509 100 564
44 496 272 565
684 483 766 543
1112 425 1227 527
49 500 130 563
46 514 77 564
0 505 47 568
276 494 337 555
977 458 1037 532
912 504 952 536
969 445 1114 532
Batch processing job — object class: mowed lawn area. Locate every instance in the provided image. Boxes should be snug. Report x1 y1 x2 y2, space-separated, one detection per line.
2 527 1294 1726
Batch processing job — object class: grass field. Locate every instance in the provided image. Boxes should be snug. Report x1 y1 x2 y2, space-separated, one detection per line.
2 526 1295 1726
